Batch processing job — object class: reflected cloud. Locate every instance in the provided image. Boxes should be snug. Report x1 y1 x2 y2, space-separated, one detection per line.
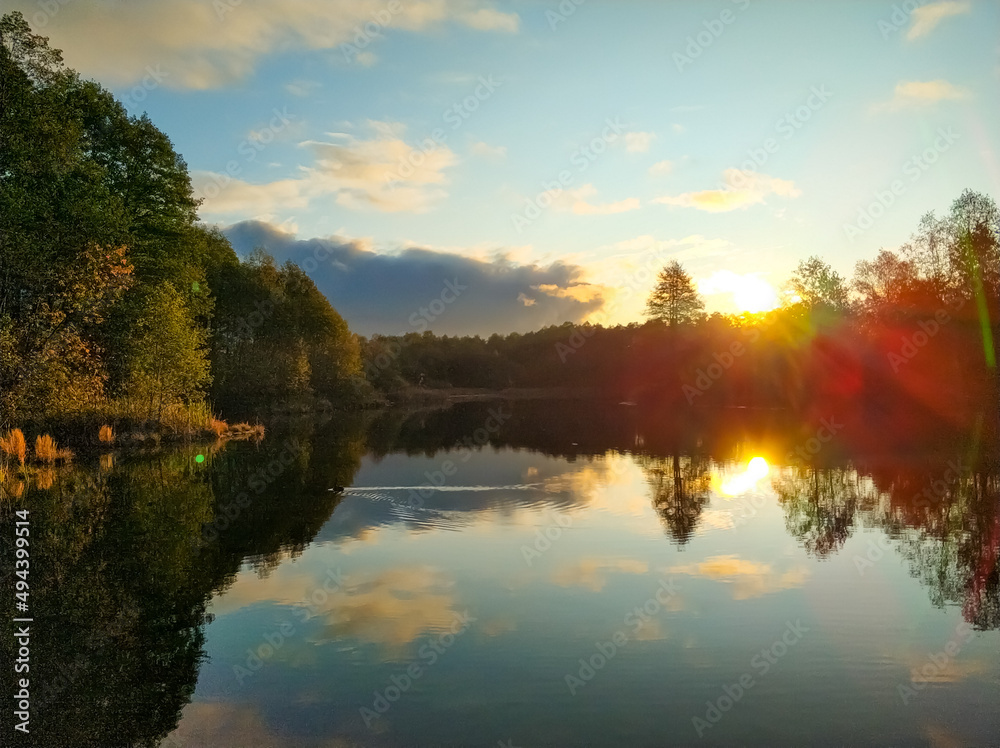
310 566 461 651
552 557 649 592
668 555 810 600
165 701 362 748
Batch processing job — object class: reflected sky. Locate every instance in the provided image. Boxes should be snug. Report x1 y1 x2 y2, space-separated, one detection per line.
166 428 1000 748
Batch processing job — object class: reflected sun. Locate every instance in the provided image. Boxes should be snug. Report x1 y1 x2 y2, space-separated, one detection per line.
718 456 770 497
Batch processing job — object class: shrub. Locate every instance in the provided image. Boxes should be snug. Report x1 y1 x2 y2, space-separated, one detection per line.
35 434 58 463
0 428 27 466
209 418 228 437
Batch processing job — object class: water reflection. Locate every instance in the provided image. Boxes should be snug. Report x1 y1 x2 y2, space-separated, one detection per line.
1 400 998 746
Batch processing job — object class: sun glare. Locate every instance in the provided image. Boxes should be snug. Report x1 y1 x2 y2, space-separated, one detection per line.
699 271 780 314
718 456 770 497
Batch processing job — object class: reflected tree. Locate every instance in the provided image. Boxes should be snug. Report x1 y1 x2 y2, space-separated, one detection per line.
638 453 711 545
772 467 866 558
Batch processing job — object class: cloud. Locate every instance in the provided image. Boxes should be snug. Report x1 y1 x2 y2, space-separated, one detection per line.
194 121 457 215
668 555 809 600
9 0 519 89
552 557 649 592
875 79 971 110
625 131 656 153
654 169 800 212
649 160 674 176
907 1 971 40
553 183 641 216
470 141 507 160
572 197 642 215
309 566 462 649
223 220 607 336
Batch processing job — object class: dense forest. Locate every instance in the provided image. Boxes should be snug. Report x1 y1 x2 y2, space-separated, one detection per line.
2 10 999 443
0 12 361 436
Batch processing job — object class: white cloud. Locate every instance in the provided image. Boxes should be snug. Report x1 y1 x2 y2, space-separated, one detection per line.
654 169 800 213
625 131 656 153
907 1 971 40
649 160 674 176
195 121 457 216
9 0 520 89
672 123 686 134
551 184 641 216
875 79 971 110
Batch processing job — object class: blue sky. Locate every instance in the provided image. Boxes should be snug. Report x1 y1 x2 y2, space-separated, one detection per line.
16 0 1000 334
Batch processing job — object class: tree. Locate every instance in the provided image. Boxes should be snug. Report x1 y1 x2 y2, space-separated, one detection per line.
645 260 704 327
787 256 849 313
853 250 920 322
119 283 211 420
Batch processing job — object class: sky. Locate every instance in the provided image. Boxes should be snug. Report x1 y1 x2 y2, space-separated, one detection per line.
13 0 1000 336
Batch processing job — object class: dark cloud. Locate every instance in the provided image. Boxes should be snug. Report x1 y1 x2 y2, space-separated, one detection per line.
223 220 604 336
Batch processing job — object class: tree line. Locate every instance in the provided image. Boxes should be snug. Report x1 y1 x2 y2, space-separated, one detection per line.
361 188 1000 421
3 10 997 436
0 13 361 434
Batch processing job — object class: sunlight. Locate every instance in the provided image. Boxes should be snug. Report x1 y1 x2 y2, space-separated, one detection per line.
698 270 780 314
718 456 770 497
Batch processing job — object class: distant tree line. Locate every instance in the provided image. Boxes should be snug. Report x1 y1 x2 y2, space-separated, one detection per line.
361 188 1000 418
0 13 361 431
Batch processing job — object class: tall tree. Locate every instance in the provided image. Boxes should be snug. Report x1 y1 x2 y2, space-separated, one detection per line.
787 256 849 313
645 260 705 327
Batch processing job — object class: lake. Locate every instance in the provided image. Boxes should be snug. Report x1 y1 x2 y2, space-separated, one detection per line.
6 400 999 747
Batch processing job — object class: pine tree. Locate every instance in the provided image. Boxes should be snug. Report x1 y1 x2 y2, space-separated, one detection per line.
645 260 705 327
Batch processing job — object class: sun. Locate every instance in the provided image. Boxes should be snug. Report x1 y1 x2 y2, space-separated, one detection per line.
698 270 780 314
730 276 779 313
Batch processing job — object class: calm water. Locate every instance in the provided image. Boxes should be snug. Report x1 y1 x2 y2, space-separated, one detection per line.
4 401 999 747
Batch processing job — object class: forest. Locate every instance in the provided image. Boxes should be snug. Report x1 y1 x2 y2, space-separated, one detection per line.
2 10 999 444
0 12 362 438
